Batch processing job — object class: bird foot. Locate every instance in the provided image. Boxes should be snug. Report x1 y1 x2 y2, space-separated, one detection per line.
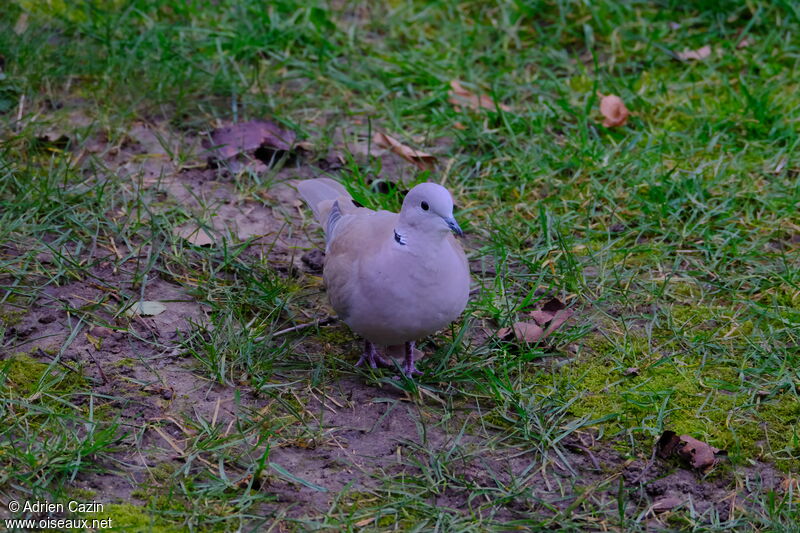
355 340 391 369
401 341 423 377
402 360 424 377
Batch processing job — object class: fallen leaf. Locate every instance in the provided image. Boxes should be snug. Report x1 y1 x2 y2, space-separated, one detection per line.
651 496 683 513
678 435 726 471
498 321 546 343
205 119 296 164
126 301 167 317
499 298 574 344
448 80 511 113
677 45 712 61
624 367 640 377
780 475 800 493
372 132 436 171
656 430 682 459
354 517 376 527
657 431 726 472
175 225 215 246
598 94 629 128
85 332 103 350
14 12 29 35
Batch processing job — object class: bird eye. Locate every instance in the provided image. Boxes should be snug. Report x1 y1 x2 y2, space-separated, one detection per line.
421 201 429 211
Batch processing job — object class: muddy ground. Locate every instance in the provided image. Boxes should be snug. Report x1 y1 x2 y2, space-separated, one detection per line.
0 113 787 529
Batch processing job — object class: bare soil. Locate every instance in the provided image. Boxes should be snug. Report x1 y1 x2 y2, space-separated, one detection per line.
1 116 785 528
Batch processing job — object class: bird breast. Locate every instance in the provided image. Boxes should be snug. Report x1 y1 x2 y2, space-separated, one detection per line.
326 237 470 346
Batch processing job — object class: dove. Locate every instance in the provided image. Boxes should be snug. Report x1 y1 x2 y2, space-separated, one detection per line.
296 178 470 376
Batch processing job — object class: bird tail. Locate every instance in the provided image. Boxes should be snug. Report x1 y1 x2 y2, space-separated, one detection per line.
296 178 352 240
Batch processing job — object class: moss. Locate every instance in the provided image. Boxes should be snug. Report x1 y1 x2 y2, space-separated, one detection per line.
150 462 178 483
1 352 85 395
0 308 25 327
96 503 184 532
316 324 354 347
110 358 138 369
70 488 97 501
543 337 800 471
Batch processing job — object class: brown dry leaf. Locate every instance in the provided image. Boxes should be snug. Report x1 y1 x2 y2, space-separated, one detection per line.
677 435 723 471
448 80 511 113
175 225 215 247
371 132 436 171
498 322 546 343
14 12 29 35
780 475 800 493
657 431 726 472
354 517 376 527
205 119 296 164
599 94 630 128
651 496 683 513
677 45 712 61
499 297 574 344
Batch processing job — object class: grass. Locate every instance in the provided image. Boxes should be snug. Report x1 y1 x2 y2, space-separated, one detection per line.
1 0 799 530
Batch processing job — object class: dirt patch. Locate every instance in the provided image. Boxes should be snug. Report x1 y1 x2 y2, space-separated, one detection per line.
0 112 788 528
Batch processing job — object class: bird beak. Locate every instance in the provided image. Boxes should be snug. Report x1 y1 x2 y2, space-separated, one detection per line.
444 216 464 237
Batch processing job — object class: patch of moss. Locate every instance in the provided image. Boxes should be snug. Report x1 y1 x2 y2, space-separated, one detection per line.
316 324 355 347
1 352 85 395
95 503 183 532
149 462 178 483
70 488 97 501
0 308 25 327
543 337 800 471
109 357 138 369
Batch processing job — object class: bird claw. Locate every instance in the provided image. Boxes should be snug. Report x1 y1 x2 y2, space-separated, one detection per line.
355 354 375 368
402 362 424 377
356 341 390 369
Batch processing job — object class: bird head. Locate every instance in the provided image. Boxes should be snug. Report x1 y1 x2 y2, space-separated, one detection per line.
399 182 464 237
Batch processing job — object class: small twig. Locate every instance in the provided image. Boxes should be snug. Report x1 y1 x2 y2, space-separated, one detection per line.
254 316 335 342
85 349 109 385
16 93 25 125
35 347 82 377
570 443 601 471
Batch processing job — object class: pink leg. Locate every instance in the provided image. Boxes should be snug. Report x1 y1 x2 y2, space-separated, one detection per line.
402 341 423 377
356 340 390 368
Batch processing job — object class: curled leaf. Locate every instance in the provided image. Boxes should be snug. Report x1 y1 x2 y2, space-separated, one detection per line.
448 80 511 113
205 119 296 165
372 132 436 171
657 431 726 472
677 45 711 61
651 496 683 513
498 321 545 343
499 298 574 344
599 94 629 128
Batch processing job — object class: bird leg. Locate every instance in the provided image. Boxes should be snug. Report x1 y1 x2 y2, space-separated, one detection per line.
355 340 390 369
402 341 423 377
